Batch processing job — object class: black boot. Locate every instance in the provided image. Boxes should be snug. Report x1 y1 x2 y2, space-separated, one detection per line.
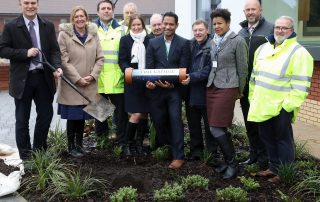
67 133 83 158
136 119 148 155
75 133 88 155
215 133 238 179
125 122 138 156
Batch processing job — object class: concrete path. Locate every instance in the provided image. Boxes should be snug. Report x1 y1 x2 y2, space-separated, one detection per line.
0 91 66 148
234 100 320 160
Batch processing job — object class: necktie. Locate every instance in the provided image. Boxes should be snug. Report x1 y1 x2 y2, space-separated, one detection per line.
28 21 40 65
249 26 255 34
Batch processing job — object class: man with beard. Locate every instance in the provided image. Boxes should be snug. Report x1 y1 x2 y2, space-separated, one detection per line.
238 0 273 170
248 16 313 183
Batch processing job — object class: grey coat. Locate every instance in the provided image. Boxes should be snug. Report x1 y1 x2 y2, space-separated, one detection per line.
207 32 248 94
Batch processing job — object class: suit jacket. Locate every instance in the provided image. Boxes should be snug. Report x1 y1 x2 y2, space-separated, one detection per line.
207 32 248 94
0 15 61 99
146 34 190 98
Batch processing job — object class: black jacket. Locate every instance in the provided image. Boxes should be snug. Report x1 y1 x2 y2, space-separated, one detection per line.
188 35 212 106
238 17 274 95
0 15 61 99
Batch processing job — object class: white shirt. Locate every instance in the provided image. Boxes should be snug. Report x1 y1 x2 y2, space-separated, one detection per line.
23 15 43 70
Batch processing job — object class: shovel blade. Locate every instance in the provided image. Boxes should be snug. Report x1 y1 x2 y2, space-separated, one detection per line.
83 94 115 122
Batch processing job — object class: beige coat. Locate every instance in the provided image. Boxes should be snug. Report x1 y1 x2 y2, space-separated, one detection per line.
57 23 104 105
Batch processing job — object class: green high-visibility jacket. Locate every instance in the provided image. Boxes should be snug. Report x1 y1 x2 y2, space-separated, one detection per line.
248 36 314 123
97 20 125 94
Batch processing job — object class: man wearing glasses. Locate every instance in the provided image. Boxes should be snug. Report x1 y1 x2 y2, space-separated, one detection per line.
248 16 313 183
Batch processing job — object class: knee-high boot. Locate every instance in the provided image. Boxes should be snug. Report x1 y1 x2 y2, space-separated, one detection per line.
136 119 148 155
216 133 238 179
125 122 138 156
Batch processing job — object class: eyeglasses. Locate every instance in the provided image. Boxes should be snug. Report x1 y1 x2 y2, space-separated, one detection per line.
274 26 292 31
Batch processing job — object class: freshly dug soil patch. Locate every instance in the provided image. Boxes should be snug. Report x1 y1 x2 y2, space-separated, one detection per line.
0 159 19 176
20 147 319 202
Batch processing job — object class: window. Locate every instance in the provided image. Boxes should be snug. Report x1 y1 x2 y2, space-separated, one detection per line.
300 0 320 36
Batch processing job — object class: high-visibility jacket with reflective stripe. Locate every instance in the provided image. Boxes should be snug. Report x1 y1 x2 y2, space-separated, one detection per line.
248 36 314 122
97 24 124 94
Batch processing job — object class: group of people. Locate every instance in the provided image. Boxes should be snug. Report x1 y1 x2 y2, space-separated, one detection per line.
0 0 313 182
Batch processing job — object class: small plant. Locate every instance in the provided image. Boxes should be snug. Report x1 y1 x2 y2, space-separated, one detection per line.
236 151 249 162
96 135 111 150
149 122 157 150
277 190 300 202
113 145 123 158
296 160 317 170
304 169 320 178
22 148 65 191
180 175 209 190
154 182 184 201
46 170 106 200
201 149 213 164
110 186 138 202
216 185 248 202
228 122 248 146
152 146 170 161
48 122 67 154
244 164 259 174
238 176 260 190
277 163 298 184
291 174 320 200
295 141 309 159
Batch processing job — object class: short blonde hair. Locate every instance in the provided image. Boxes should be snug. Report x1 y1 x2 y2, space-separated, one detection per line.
70 6 89 24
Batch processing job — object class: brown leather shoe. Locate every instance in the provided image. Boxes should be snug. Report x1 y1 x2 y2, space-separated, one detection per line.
256 169 276 177
168 160 185 169
268 175 280 183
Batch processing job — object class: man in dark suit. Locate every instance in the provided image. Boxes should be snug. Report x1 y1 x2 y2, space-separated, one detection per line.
0 0 62 160
146 12 190 169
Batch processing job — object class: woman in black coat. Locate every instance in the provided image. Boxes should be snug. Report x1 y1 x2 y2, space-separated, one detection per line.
119 15 152 155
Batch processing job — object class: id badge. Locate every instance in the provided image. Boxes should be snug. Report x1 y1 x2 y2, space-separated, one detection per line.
212 61 217 68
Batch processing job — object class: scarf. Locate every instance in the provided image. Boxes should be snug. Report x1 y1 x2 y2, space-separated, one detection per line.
213 29 232 47
130 30 147 69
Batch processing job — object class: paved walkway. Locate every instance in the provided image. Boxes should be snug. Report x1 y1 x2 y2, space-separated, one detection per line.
0 91 65 148
234 100 320 160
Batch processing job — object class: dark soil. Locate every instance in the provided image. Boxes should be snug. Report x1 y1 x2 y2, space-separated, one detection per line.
0 159 20 176
16 142 319 202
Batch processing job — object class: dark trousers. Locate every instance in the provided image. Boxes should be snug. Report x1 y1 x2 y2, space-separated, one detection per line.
258 109 295 174
14 72 54 160
149 89 184 160
186 105 217 157
240 95 268 166
95 93 128 145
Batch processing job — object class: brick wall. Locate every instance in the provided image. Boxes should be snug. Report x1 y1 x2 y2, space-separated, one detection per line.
297 61 320 126
0 64 9 91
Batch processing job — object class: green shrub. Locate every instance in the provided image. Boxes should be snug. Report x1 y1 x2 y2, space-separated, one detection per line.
304 169 320 178
236 151 249 162
216 185 248 202
295 141 310 159
96 135 111 150
48 122 67 154
149 122 156 150
238 176 260 190
201 149 213 165
244 164 259 174
180 175 209 190
277 163 298 184
296 160 318 170
110 186 138 202
291 174 320 200
277 190 301 202
22 148 66 191
154 182 184 201
152 146 170 161
46 170 106 201
113 145 123 158
228 122 248 146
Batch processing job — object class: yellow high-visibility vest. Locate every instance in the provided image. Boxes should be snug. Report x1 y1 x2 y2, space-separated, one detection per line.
97 24 125 94
248 36 314 123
